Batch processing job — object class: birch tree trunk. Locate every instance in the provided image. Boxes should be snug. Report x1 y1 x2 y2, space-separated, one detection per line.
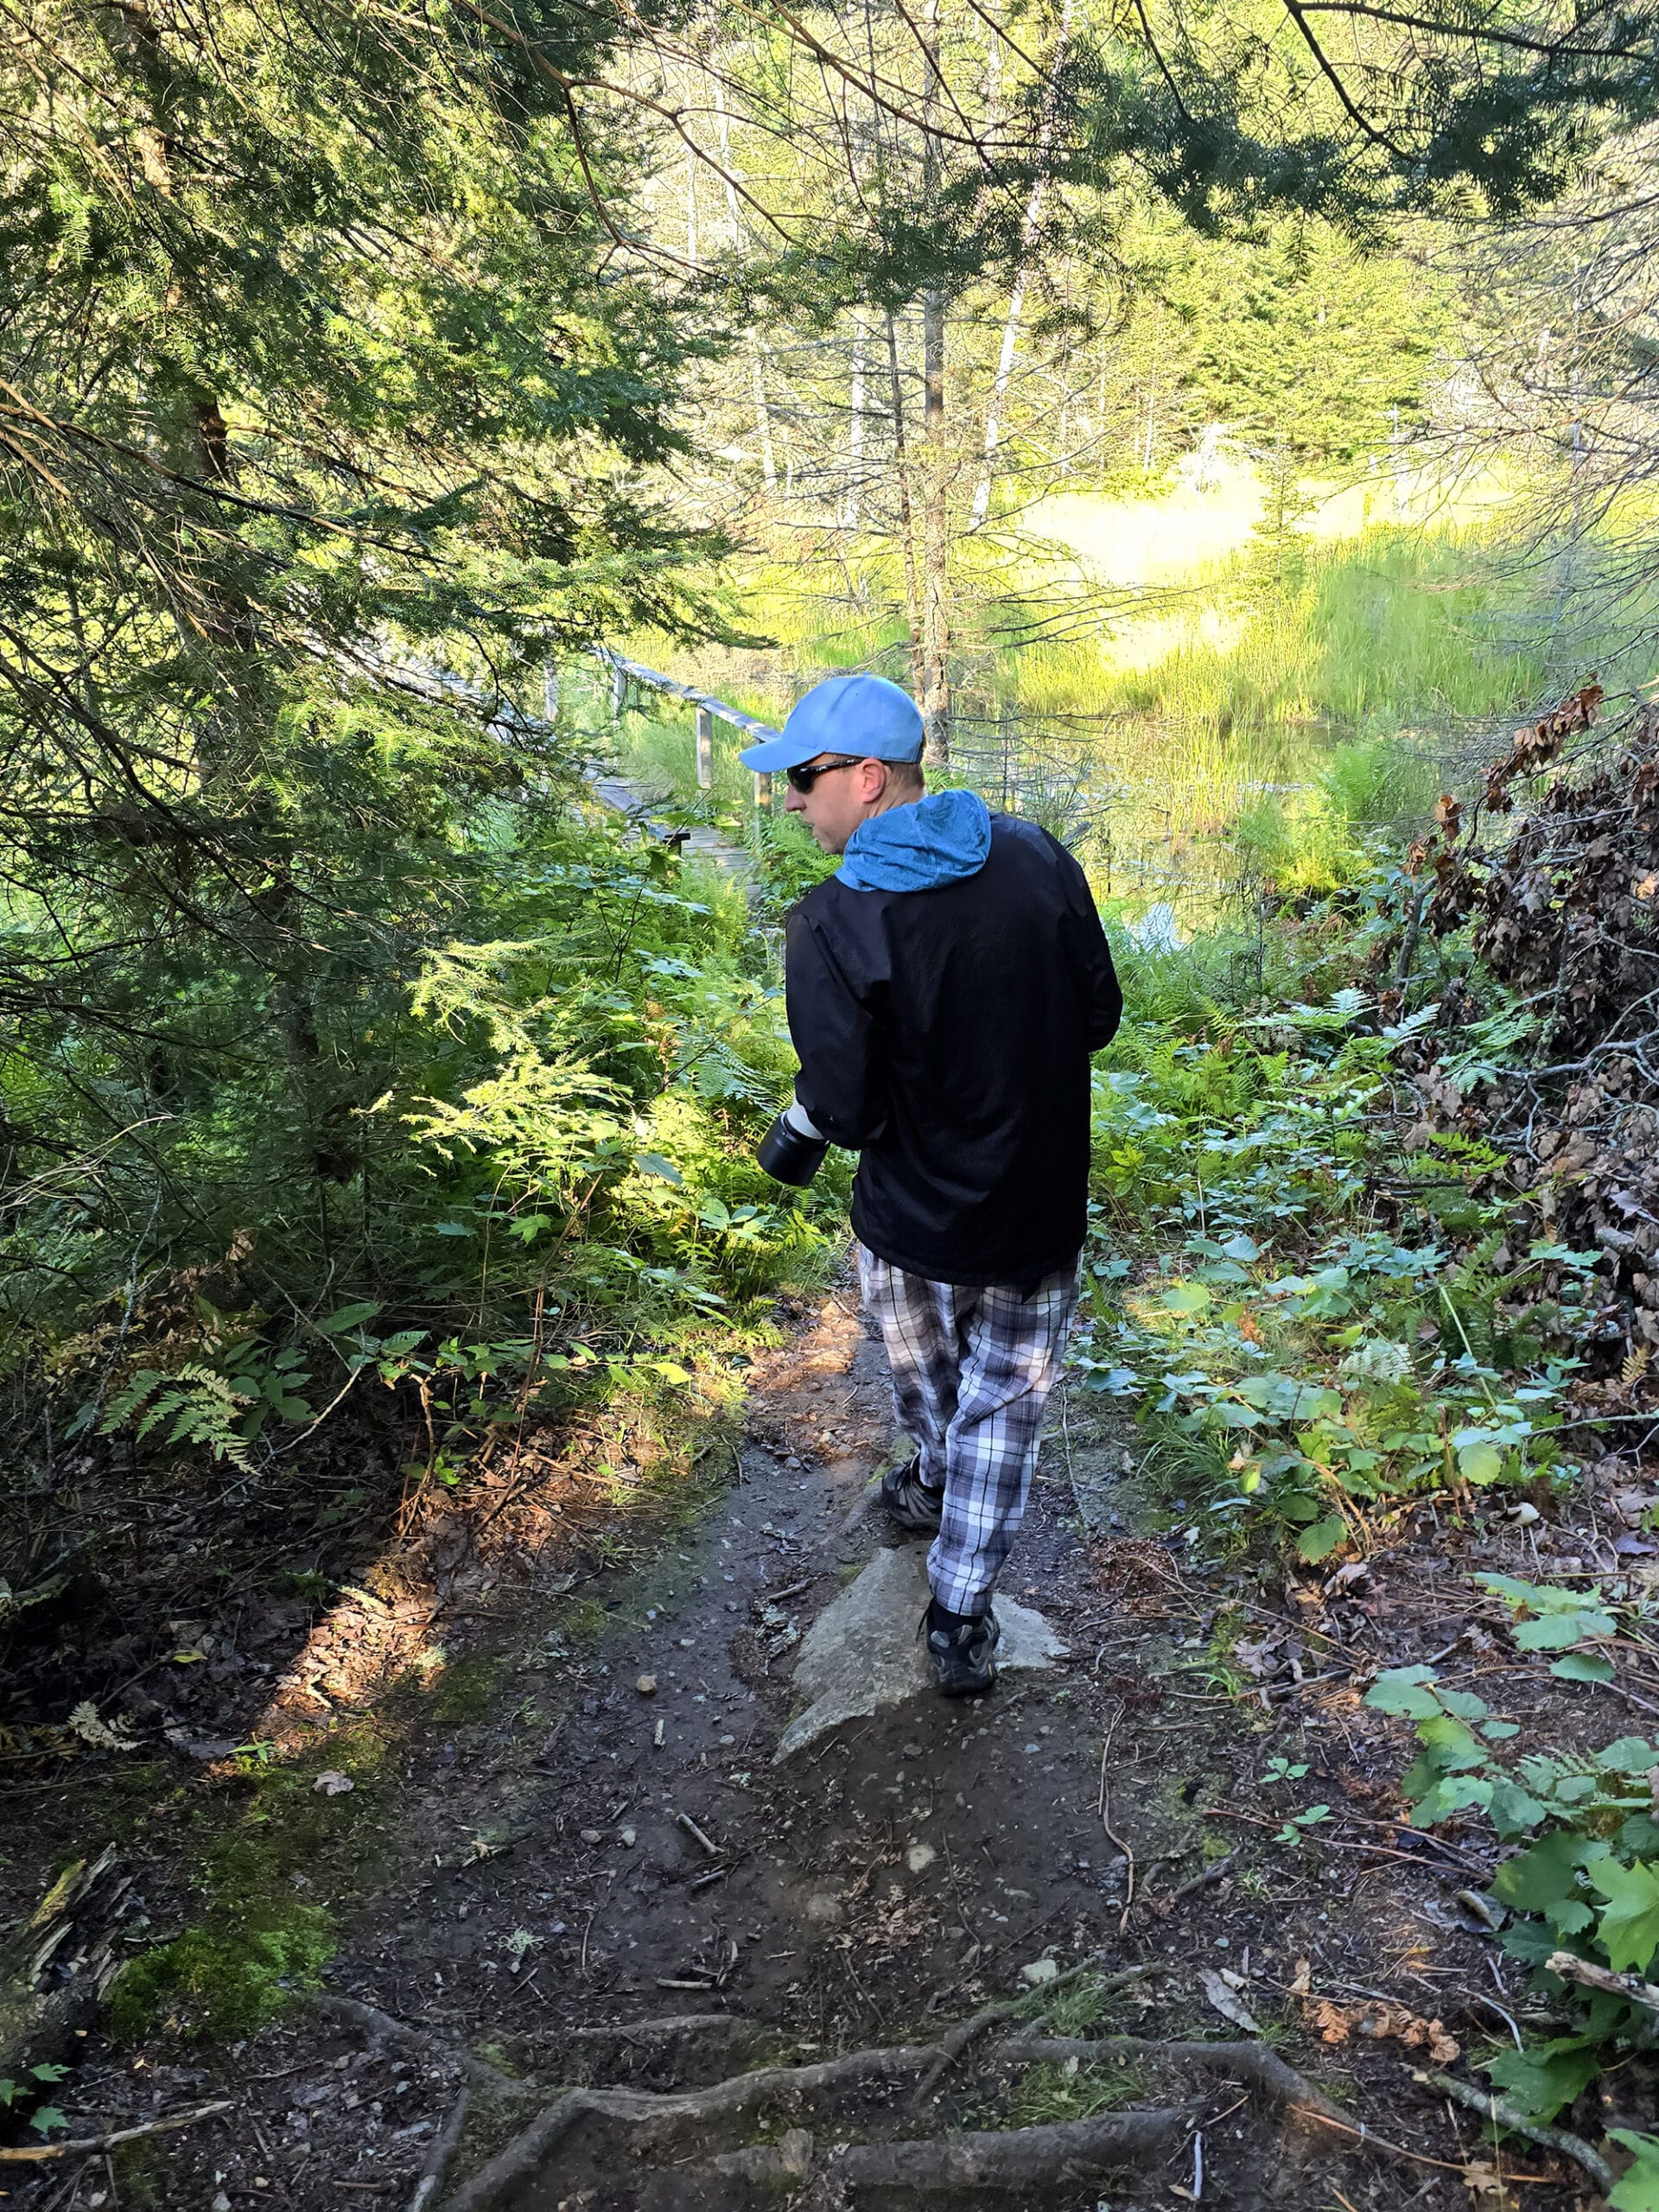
970 0 1075 528
886 309 924 685
918 0 949 764
714 76 776 491
920 289 950 764
843 315 867 525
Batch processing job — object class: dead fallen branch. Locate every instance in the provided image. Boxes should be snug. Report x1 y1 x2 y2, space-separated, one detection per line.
1547 1948 1659 2017
1158 1847 1243 1910
0 2099 231 2162
1418 2069 1615 2195
435 2042 941 2212
674 1810 721 1858
991 2032 1344 2129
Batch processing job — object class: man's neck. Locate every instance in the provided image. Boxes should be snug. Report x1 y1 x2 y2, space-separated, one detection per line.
858 783 923 828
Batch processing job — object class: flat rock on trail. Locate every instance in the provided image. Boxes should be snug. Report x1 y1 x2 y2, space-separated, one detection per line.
92 1287 1505 2209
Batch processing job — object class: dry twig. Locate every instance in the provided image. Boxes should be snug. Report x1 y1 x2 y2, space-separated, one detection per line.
0 2100 230 2162
1419 2068 1615 2195
1097 1713 1136 1930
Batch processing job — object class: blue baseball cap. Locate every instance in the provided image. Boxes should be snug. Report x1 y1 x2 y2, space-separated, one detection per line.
738 672 924 773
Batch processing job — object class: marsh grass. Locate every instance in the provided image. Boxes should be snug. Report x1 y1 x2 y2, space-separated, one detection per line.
574 505 1657 924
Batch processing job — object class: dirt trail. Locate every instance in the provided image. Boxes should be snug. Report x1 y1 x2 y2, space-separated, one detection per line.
18 1283 1528 2209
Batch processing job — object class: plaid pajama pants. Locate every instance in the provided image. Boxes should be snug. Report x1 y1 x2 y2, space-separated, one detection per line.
856 1244 1081 1616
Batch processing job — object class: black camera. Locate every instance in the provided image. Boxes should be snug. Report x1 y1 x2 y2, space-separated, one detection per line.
758 1103 830 1187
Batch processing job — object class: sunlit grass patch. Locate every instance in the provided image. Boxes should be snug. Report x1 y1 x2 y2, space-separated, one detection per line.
1006 2056 1151 2126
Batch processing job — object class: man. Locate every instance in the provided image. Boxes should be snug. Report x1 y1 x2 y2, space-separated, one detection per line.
742 671 1122 1697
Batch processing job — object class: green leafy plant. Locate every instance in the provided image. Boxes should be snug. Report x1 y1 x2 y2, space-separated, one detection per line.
1479 1575 1619 1684
0 2062 70 2137
1366 1663 1659 2127
1273 1802 1332 1846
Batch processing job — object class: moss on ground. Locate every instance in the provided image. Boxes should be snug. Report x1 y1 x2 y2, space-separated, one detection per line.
425 1651 507 1724
105 1727 386 2042
94 1395 746 2050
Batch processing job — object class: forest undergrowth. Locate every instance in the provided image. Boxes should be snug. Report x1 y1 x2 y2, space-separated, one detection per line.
1074 681 1659 2199
14 675 1659 2201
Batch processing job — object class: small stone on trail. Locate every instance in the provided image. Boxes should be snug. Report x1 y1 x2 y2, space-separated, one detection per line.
1019 1957 1060 1987
313 1770 353 1795
901 1741 923 1758
636 1674 658 1695
906 1842 937 1874
581 1827 603 1844
620 1827 637 1847
679 1637 694 1649
804 1891 843 1924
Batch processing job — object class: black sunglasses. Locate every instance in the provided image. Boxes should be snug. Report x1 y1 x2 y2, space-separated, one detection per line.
785 756 862 795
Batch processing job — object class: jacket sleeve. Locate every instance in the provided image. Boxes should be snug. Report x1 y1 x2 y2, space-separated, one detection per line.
1058 852 1123 1050
785 906 887 1147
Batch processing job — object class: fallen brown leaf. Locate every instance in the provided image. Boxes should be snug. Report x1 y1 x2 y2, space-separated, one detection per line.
1307 1998 1459 2063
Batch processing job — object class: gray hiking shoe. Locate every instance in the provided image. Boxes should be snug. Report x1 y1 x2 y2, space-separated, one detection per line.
881 1456 944 1533
922 1600 1000 1697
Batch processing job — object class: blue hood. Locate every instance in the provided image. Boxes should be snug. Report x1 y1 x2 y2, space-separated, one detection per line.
836 788 992 893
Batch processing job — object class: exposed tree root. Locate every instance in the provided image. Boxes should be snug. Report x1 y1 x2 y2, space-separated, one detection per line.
315 1990 755 2098
906 1961 1162 2111
409 2085 470 2212
436 2043 942 2212
566 2012 752 2049
831 2105 1192 2188
991 2031 1346 2130
311 1992 537 2099
431 2006 1351 2209
705 2107 1190 2191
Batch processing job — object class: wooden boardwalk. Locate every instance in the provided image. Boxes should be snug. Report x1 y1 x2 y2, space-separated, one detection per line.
586 647 784 884
396 648 779 885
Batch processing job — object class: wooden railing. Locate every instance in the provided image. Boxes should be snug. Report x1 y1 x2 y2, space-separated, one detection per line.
590 646 782 810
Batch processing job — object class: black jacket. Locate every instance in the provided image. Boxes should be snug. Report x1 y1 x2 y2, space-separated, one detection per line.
785 816 1122 1287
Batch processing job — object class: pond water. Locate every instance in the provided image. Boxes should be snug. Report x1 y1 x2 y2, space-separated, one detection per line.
569 645 1409 941
566 477 1526 929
